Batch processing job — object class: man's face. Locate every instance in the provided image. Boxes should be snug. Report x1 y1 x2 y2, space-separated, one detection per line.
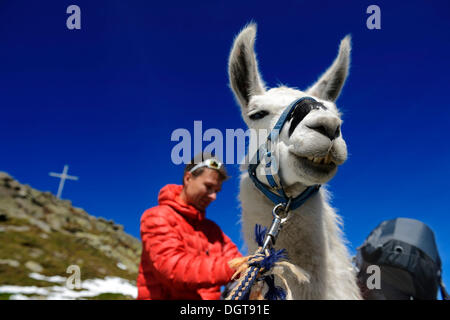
183 168 223 212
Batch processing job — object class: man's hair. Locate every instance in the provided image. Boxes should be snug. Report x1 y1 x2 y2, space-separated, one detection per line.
183 152 229 184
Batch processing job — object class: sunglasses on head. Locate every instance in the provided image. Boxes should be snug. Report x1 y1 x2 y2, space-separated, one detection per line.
189 158 223 173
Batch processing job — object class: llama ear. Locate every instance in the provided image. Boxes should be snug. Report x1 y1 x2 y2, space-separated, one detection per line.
228 23 266 109
306 35 351 102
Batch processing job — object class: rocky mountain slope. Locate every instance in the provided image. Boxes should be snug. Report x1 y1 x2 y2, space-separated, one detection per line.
0 171 142 300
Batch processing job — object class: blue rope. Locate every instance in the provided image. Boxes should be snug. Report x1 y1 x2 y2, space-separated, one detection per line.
263 275 286 300
227 225 288 300
254 224 267 247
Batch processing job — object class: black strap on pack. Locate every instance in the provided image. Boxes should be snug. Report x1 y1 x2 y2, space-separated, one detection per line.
439 276 450 300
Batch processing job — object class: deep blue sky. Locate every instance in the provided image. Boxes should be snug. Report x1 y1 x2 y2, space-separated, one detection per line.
1 1 449 293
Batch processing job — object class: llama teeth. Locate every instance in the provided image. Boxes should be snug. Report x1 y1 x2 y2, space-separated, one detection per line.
307 156 331 164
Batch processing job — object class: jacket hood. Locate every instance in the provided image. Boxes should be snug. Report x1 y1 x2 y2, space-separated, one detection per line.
158 184 205 221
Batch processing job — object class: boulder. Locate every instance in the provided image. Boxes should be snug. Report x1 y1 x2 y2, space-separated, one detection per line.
25 261 44 273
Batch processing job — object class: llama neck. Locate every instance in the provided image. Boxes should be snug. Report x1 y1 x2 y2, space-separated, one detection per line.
240 172 361 299
283 182 309 199
240 173 328 270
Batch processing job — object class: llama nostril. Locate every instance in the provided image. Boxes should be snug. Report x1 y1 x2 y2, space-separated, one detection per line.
334 125 341 139
307 124 340 140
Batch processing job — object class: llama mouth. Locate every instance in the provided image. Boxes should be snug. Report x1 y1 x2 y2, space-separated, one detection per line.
304 154 334 165
290 151 337 173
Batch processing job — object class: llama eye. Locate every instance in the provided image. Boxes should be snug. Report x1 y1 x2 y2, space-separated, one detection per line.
248 110 269 120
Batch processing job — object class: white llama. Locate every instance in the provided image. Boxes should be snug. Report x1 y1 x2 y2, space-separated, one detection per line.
228 24 362 300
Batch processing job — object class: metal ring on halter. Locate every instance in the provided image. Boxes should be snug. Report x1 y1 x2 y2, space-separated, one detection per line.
272 203 291 224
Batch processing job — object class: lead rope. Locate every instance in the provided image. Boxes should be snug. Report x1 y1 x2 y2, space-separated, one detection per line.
225 200 292 300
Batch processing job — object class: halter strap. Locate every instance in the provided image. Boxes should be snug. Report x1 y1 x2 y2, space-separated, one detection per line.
247 96 321 210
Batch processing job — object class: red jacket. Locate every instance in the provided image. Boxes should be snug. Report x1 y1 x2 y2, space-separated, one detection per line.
136 184 242 300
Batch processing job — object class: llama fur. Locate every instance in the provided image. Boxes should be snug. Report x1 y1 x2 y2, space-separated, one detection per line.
228 23 361 300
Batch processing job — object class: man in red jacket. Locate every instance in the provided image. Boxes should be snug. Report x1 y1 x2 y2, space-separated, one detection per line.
137 155 242 300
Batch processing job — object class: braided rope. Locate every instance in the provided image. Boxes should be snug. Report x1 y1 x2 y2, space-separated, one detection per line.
226 248 266 300
226 243 287 300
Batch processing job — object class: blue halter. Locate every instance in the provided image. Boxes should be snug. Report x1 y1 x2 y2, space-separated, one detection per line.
247 96 321 210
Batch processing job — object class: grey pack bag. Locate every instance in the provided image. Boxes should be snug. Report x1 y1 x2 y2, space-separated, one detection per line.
355 217 449 300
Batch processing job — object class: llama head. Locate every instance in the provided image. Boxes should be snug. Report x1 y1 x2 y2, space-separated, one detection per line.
228 23 351 187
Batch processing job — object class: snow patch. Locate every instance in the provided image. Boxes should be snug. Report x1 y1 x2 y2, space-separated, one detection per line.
0 276 137 300
28 273 66 283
